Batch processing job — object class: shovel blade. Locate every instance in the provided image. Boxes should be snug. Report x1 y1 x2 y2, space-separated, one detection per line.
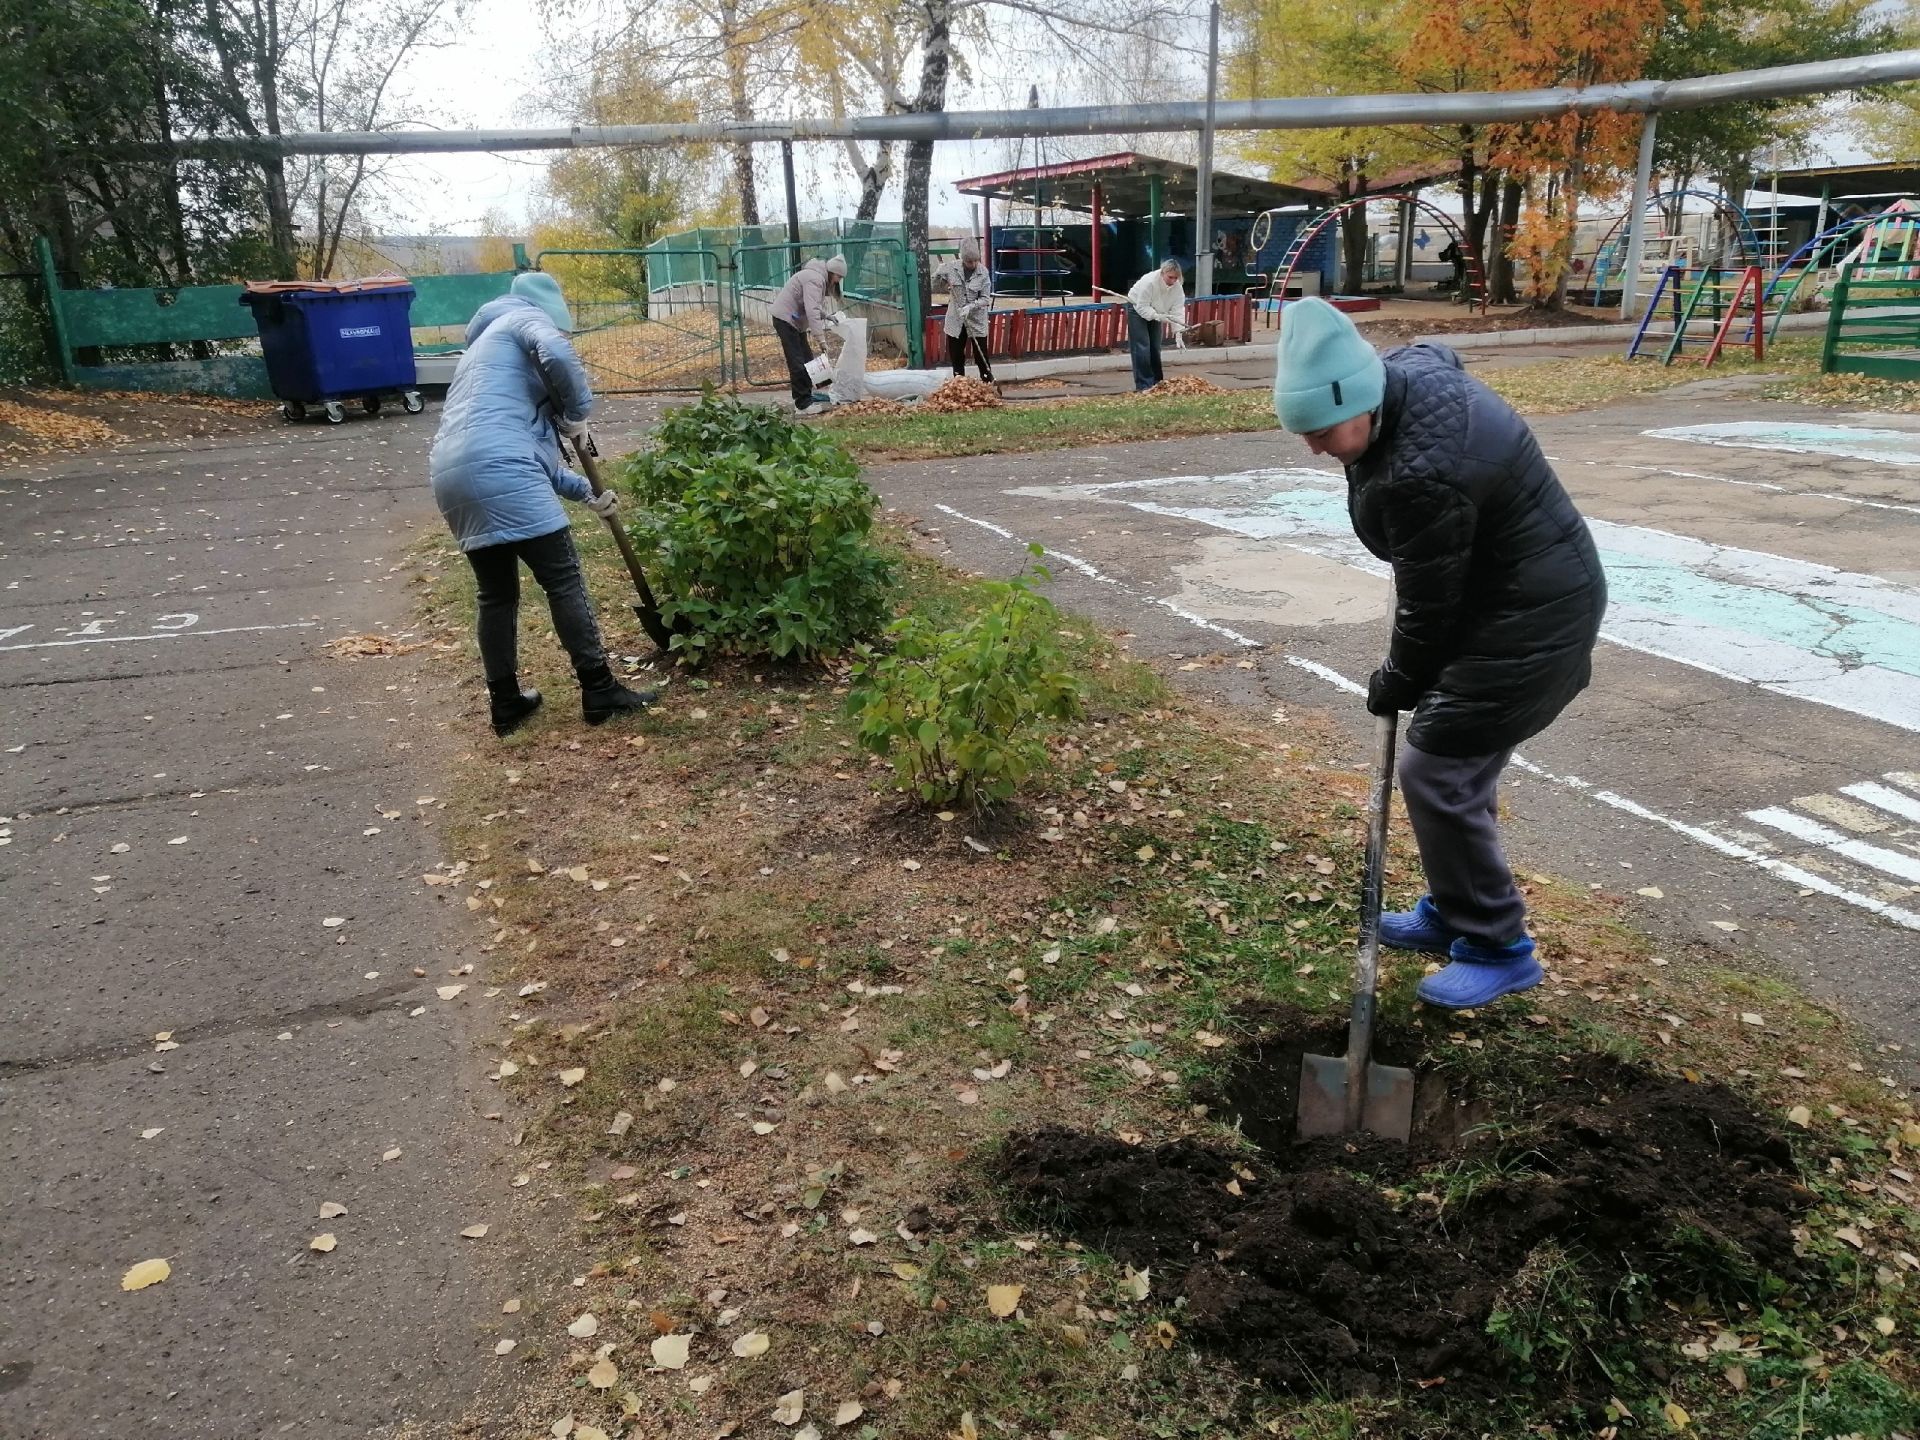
1296 1051 1417 1142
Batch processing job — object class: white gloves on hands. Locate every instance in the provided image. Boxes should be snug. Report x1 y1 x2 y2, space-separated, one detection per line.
558 415 590 439
586 489 619 519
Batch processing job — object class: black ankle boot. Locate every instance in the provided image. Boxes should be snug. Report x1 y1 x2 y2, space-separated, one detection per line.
488 677 542 737
579 664 658 725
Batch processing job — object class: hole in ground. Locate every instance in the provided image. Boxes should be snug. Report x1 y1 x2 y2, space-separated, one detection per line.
999 1008 1809 1412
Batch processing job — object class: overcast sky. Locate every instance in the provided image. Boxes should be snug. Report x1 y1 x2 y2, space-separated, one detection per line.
367 0 1214 235
376 0 1867 237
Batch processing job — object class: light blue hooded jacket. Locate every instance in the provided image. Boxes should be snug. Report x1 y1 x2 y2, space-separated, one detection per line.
428 294 595 551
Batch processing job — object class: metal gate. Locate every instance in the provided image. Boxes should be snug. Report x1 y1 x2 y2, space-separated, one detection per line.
532 247 729 393
730 237 923 386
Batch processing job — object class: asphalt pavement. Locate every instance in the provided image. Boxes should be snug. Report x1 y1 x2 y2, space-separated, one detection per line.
1 414 534 1438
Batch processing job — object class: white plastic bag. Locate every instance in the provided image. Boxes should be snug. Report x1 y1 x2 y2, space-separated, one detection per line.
860 367 950 400
829 317 870 401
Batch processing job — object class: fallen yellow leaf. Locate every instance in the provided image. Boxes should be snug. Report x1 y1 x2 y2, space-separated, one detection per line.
650 1334 691 1370
1662 1399 1690 1429
567 1312 599 1338
771 1388 805 1425
460 1224 489 1239
834 1400 864 1426
587 1357 618 1389
309 1233 337 1253
732 1331 771 1358
558 1068 587 1087
120 1258 171 1291
985 1284 1022 1318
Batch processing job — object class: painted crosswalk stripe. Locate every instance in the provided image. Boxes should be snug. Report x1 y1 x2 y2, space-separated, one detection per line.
1745 806 1920 884
1842 780 1920 825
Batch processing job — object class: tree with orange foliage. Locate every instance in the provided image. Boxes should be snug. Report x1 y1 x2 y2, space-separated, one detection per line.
1412 0 1686 307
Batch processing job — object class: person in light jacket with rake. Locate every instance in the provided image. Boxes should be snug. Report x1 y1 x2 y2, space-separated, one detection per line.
1126 259 1186 391
429 271 655 737
1272 297 1607 1010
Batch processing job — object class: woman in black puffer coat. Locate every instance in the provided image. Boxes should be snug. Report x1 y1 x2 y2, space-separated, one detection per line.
1273 297 1607 1009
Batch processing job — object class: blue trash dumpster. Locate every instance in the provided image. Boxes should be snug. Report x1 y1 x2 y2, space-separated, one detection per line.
239 279 424 424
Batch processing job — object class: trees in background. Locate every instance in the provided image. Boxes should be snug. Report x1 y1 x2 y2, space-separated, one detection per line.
1226 0 1422 292
1227 0 1888 308
2 0 469 285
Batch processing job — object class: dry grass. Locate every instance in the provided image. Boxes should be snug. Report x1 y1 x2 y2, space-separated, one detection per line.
410 519 1920 1440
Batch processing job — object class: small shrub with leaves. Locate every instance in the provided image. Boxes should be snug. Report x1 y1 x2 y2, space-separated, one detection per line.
618 389 894 662
846 554 1081 813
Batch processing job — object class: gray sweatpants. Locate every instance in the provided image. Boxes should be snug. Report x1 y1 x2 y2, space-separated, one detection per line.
1398 741 1528 945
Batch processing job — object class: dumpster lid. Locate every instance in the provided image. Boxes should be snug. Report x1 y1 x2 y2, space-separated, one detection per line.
239 276 415 304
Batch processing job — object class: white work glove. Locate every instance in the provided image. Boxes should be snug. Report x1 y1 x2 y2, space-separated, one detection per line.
558 415 590 439
586 489 619 519
824 312 846 332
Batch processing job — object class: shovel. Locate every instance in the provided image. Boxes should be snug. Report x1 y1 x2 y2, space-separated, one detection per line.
1296 711 1418 1141
565 432 682 653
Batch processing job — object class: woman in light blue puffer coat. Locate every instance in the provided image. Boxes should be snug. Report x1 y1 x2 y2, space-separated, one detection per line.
429 272 653 735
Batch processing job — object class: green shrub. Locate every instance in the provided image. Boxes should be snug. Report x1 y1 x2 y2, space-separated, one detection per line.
846 556 1081 814
618 390 894 663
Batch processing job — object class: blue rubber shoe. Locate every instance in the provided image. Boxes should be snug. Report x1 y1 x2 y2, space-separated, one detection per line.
1378 895 1462 954
1416 935 1544 1010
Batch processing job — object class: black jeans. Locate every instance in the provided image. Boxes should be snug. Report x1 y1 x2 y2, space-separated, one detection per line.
947 333 993 381
464 525 606 684
773 317 814 406
1126 308 1163 391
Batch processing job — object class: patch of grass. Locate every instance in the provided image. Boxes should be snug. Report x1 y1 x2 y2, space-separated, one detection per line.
820 388 1275 460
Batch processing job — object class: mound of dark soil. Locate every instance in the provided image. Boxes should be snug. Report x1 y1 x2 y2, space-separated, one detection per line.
1000 1053 1807 1403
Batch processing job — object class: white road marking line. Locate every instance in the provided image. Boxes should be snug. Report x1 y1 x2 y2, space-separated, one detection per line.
933 504 1264 649
0 621 319 653
1592 790 1920 932
1561 459 1920 518
931 500 1920 933
1744 807 1920 885
1844 780 1920 825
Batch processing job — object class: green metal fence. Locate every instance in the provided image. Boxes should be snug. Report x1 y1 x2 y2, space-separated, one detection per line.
730 237 922 385
532 247 727 394
31 236 516 397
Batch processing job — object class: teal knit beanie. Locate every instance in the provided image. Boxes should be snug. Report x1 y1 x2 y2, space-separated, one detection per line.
1272 296 1385 433
511 271 574 332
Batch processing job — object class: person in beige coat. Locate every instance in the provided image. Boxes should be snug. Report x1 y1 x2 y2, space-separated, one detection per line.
939 239 994 382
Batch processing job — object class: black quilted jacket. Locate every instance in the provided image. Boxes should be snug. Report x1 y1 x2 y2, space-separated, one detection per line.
1348 344 1607 757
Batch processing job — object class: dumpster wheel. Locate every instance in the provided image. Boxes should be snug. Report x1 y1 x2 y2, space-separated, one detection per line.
323 401 347 425
401 390 424 414
362 395 383 417
280 401 307 423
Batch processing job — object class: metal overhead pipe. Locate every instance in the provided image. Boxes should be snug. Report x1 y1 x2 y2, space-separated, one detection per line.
103 51 1920 161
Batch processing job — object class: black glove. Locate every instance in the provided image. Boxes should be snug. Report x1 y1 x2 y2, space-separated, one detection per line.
1365 662 1425 717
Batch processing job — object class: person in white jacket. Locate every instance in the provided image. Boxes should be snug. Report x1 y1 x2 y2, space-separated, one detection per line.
770 254 847 412
939 239 994 382
1126 259 1186 391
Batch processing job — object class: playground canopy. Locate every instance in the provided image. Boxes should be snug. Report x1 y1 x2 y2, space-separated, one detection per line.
955 151 1321 219
1766 159 1920 205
